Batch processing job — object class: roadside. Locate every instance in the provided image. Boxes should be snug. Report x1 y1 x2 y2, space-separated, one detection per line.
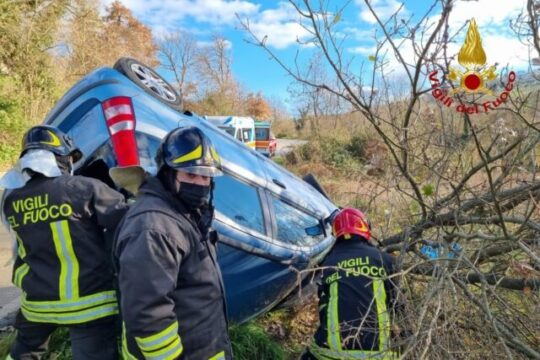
275 139 307 157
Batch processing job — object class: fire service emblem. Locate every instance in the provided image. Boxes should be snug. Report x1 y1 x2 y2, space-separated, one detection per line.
428 18 516 115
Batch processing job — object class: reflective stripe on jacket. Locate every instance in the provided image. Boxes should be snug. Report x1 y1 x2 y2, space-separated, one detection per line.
2 174 128 324
310 240 400 358
114 177 232 360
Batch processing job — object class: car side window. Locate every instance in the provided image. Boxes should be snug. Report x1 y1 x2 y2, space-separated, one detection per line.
272 197 324 246
213 174 265 235
242 128 252 142
235 129 243 142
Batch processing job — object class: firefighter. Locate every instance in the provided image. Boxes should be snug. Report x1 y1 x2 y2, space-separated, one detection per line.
1 125 128 360
114 126 232 360
304 208 401 360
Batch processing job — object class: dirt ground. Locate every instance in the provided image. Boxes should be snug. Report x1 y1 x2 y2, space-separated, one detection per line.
0 224 19 329
0 186 20 325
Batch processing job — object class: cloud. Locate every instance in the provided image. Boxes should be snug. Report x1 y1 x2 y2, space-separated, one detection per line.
445 1 529 69
241 2 312 49
342 27 376 41
100 0 310 50
447 0 525 30
356 0 409 25
101 0 260 30
349 45 376 55
348 0 530 78
197 39 233 49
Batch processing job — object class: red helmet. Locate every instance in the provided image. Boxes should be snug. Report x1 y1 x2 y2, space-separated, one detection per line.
332 208 371 241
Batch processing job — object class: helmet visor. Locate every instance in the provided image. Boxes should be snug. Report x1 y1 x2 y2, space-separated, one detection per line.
176 165 223 177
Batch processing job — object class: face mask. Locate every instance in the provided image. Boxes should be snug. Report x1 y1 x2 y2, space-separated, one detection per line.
176 182 210 209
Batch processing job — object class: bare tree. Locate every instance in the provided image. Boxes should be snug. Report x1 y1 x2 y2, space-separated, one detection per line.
288 53 353 133
511 0 540 78
197 35 234 92
242 0 540 358
194 35 243 114
159 31 199 103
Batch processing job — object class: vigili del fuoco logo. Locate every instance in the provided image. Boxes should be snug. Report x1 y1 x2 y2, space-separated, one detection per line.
428 18 516 115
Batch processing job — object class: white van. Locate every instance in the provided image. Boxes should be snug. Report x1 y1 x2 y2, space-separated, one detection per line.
204 116 256 149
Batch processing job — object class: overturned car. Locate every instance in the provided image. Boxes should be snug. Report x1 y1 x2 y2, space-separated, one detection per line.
36 58 337 323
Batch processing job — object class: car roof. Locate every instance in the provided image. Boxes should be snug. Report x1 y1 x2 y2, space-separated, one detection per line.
43 66 337 219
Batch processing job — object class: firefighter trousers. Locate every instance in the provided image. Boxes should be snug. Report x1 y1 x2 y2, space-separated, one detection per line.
8 311 118 360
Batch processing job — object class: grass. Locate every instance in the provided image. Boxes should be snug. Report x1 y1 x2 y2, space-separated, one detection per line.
230 322 287 360
0 322 288 360
45 328 72 359
0 328 72 360
0 331 15 358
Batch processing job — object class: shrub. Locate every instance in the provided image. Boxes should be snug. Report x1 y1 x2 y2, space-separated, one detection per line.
285 136 363 171
0 328 72 360
0 92 28 169
346 135 367 161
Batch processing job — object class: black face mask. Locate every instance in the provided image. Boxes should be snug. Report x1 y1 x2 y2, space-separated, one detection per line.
177 182 210 210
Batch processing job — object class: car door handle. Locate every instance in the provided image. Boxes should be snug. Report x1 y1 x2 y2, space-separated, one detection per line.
218 233 299 265
272 179 286 189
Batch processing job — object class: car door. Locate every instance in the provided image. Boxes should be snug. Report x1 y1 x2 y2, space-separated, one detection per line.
212 172 305 323
258 156 337 268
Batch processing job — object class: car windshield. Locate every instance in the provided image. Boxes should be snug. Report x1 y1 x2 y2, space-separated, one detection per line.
220 126 235 137
255 128 269 140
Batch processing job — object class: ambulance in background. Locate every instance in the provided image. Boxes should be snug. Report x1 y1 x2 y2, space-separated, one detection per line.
254 121 277 157
204 116 256 149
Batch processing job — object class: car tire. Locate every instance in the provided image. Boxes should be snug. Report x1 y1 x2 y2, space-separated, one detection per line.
113 57 182 111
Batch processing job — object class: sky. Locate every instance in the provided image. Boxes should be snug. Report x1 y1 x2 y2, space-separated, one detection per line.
100 0 534 107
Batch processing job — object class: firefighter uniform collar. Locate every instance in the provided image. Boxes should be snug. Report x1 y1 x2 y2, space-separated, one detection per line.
0 150 62 190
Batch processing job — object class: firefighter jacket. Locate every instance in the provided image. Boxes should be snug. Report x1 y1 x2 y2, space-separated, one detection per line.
310 240 400 359
2 174 128 324
114 177 232 360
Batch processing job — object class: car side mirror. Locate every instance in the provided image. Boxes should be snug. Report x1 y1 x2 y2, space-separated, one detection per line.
305 224 323 237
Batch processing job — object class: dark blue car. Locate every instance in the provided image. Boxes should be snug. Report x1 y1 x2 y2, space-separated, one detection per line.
41 58 338 323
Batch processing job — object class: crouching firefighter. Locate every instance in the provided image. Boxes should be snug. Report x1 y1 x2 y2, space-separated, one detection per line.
0 125 128 360
304 208 401 360
114 126 232 360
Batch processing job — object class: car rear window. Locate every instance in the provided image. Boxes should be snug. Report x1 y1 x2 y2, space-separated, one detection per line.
272 197 324 247
136 133 160 174
68 103 108 158
214 174 265 235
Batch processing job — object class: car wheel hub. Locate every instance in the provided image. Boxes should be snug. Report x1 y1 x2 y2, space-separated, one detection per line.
130 63 177 102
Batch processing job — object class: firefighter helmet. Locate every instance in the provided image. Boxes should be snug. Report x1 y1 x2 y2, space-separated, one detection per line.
21 125 82 163
332 208 371 241
156 126 222 177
